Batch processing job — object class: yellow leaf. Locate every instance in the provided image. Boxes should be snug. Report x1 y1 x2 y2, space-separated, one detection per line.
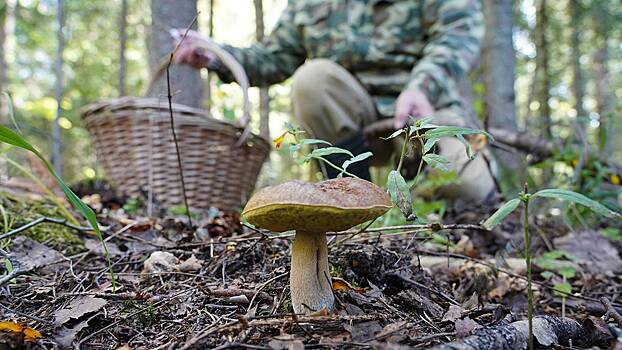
611 174 621 186
273 131 288 150
331 277 366 294
0 321 42 341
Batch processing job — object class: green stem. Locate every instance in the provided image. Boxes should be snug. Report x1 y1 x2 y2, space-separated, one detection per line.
5 157 80 225
522 192 534 350
412 136 425 186
317 157 358 178
396 129 409 173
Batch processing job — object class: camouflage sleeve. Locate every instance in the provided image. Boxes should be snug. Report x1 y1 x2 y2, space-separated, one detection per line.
216 1 307 87
406 0 484 108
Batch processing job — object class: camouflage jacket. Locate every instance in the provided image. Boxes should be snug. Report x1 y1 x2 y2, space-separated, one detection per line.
217 0 484 117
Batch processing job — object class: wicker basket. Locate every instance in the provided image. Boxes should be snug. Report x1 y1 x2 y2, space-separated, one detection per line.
81 42 270 212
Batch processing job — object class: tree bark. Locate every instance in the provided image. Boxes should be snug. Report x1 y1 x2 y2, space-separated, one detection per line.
254 0 270 140
148 0 202 108
592 3 614 157
535 0 551 140
0 2 7 94
118 0 128 97
569 0 585 126
482 0 522 188
205 0 215 111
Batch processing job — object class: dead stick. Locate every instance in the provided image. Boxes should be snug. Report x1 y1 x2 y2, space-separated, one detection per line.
601 297 622 329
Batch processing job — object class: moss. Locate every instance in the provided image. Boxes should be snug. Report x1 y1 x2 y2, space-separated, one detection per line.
0 191 85 255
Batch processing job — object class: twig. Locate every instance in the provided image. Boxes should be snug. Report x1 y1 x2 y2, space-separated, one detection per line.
0 216 94 241
165 16 199 227
601 297 622 329
394 273 459 306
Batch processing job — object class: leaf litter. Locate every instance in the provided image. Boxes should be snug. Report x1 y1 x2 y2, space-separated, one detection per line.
0 191 620 349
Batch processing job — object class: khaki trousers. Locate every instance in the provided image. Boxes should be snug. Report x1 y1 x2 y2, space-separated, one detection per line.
290 59 496 203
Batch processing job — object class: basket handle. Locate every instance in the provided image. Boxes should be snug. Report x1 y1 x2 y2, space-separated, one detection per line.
145 37 253 146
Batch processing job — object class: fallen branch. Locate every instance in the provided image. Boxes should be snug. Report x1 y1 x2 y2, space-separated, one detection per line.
0 216 94 241
427 316 610 349
601 297 622 329
364 118 555 160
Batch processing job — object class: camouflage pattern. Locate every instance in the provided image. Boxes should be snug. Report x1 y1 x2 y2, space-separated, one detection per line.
216 0 484 117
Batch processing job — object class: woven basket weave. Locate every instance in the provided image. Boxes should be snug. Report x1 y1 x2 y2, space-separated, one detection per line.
81 41 270 212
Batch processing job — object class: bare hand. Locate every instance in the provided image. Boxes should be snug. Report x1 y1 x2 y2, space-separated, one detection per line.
171 29 220 70
393 89 434 129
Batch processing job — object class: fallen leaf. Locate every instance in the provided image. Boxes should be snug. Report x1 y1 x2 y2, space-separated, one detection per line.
344 320 382 342
554 230 622 274
332 277 366 294
11 236 65 273
454 317 480 338
85 239 122 257
442 305 464 322
53 319 89 348
268 334 304 350
54 296 108 326
0 321 41 341
176 255 203 272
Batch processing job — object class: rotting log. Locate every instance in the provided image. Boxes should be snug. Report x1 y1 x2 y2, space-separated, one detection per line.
426 315 613 350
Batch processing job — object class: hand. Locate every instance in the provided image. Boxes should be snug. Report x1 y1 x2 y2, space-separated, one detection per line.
171 29 220 70
393 89 434 129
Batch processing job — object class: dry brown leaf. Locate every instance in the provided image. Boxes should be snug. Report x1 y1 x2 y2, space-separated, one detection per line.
0 321 42 341
54 296 108 326
442 305 464 322
454 317 480 338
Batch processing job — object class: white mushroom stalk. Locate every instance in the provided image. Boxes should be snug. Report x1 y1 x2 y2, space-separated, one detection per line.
290 231 333 314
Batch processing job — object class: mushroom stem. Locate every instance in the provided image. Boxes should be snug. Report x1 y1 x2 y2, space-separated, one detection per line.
290 231 334 314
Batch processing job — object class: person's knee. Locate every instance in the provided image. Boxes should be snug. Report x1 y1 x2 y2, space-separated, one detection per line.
291 59 338 102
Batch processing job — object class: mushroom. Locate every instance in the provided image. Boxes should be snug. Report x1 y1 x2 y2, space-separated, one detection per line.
242 177 392 314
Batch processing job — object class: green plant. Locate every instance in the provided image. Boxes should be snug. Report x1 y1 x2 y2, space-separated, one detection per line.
273 122 372 178
483 185 620 350
383 117 492 222
0 125 116 290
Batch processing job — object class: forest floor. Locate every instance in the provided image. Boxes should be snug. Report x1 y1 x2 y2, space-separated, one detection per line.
1 183 621 349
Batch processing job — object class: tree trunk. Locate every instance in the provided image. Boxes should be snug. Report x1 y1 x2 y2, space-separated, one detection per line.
254 0 270 140
569 0 585 126
253 0 270 140
592 3 614 157
52 0 64 176
148 0 202 108
0 2 7 94
205 0 214 112
118 0 128 97
482 0 522 189
535 0 551 140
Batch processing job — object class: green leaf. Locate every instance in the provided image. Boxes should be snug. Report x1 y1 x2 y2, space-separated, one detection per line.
532 189 620 218
558 266 576 279
424 126 493 141
300 139 332 146
553 282 572 297
456 134 473 160
0 125 116 289
540 271 555 280
422 154 450 172
387 170 413 219
1 92 21 135
308 146 353 158
423 138 439 154
482 198 521 230
600 228 622 241
381 128 405 140
342 152 373 171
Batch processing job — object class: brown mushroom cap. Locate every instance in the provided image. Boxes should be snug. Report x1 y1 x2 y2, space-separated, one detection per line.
242 178 393 232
